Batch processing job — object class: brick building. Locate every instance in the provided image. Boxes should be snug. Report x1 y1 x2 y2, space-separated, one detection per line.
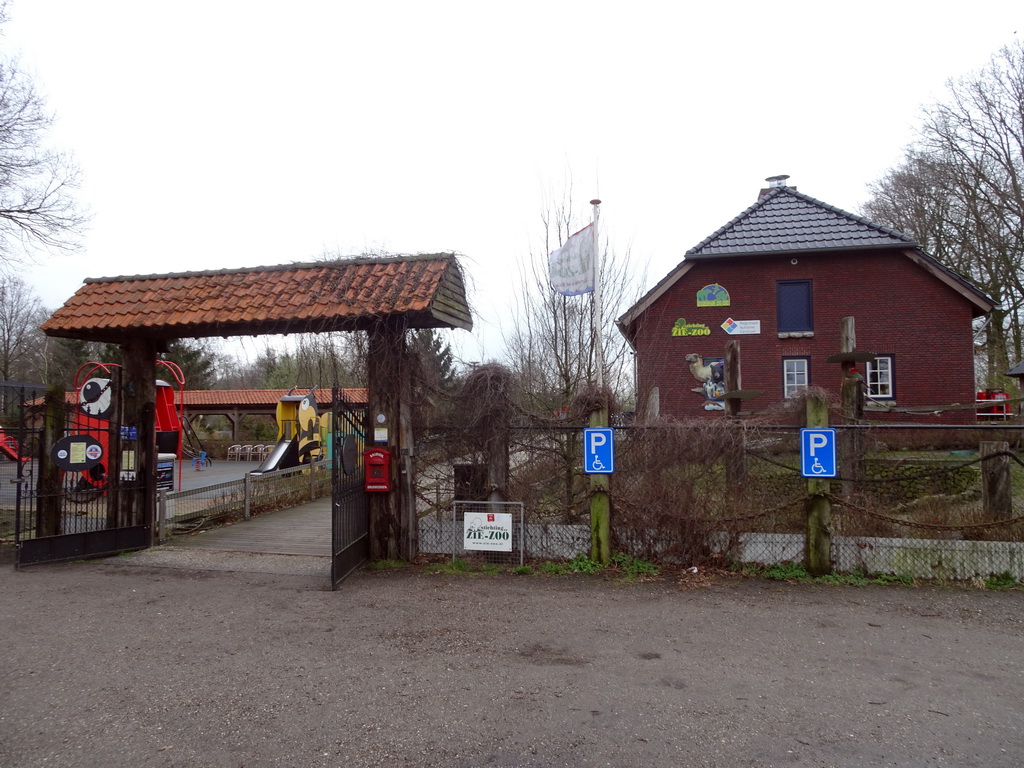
617 177 994 422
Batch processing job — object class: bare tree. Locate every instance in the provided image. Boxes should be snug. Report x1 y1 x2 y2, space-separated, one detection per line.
502 180 642 419
0 3 86 264
0 273 43 380
863 41 1024 384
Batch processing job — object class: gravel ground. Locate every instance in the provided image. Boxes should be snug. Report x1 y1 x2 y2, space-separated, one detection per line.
2 552 1023 768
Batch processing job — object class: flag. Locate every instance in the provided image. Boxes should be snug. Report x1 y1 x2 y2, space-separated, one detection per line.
548 223 595 296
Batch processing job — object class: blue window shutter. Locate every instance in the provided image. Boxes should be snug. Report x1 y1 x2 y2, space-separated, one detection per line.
777 280 812 332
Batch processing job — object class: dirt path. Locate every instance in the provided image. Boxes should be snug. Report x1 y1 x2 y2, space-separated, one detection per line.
2 555 1022 767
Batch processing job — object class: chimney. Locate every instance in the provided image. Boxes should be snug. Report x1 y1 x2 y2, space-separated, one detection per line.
759 174 792 199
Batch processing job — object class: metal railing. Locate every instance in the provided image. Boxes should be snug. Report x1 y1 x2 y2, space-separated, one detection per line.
157 459 331 541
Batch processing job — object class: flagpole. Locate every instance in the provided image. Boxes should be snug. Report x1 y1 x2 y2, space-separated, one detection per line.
590 198 603 389
588 197 610 565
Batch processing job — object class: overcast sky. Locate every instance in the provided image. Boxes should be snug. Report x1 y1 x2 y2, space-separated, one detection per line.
5 1 1023 365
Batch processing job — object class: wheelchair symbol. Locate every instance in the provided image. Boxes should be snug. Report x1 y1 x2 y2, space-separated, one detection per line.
810 457 826 475
591 457 607 471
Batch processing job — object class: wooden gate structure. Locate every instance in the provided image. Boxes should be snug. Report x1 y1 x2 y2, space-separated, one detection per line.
39 255 472 572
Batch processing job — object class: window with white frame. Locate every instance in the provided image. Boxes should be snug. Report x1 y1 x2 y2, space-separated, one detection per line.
865 356 894 400
783 357 809 398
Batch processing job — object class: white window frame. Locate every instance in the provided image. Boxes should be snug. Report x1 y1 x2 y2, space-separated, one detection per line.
865 356 894 400
783 357 809 398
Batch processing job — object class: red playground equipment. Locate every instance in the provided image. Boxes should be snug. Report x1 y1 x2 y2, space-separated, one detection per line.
67 360 192 497
0 425 30 462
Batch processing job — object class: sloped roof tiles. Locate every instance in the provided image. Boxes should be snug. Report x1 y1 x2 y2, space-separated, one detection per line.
41 254 472 343
687 186 916 257
618 183 994 332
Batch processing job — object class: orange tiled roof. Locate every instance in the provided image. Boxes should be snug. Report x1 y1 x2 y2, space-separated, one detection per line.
41 255 472 343
39 388 368 409
181 388 367 408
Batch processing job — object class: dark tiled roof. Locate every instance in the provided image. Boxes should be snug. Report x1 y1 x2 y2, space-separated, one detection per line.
687 186 916 257
41 255 472 343
617 183 994 334
1006 362 1024 377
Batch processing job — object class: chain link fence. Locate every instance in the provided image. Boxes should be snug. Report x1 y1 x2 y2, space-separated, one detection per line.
417 419 1024 580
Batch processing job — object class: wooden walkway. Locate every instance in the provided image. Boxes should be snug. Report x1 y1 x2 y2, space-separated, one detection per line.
167 497 331 556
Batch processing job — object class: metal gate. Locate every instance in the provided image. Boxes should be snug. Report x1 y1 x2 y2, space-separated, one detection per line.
4 375 150 568
331 386 369 588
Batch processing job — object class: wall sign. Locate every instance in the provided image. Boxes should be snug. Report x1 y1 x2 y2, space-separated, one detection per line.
721 318 761 335
697 284 731 307
464 511 513 552
671 318 712 337
51 435 104 471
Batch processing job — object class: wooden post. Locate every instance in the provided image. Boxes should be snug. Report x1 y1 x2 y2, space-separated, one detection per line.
723 340 747 489
838 316 865 499
121 340 158 535
366 322 411 561
36 386 64 537
980 441 1012 520
589 404 611 565
398 364 417 561
805 392 832 576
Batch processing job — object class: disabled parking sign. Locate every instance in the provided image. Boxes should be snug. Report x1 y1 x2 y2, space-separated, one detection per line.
584 428 615 474
800 428 837 478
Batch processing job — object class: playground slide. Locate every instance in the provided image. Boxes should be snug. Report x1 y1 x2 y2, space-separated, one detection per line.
1 428 26 462
249 437 299 475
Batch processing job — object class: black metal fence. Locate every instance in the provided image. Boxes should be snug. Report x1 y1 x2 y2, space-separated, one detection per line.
2 379 150 566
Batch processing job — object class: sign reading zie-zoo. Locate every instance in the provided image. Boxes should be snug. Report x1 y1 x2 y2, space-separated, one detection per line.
464 511 513 552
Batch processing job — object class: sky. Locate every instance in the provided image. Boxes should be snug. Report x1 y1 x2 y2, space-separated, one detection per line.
4 0 1024 368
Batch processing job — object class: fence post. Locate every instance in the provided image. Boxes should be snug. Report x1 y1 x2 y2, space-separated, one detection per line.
723 340 748 489
838 316 865 499
806 392 833 576
157 489 167 543
243 473 252 520
590 405 611 565
980 441 1012 520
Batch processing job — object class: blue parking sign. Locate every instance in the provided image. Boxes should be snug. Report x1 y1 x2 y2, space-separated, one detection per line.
800 428 837 478
584 428 615 474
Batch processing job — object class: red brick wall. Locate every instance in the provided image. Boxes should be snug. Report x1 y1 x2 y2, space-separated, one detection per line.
629 250 980 423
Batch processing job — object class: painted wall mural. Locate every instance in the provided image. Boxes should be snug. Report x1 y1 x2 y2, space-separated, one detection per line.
685 353 725 410
696 284 730 307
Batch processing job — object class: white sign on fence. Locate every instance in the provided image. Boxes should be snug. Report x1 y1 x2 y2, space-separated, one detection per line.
464 511 513 552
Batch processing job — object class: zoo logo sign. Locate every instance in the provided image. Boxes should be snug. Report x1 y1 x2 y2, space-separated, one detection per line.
671 318 712 337
464 511 513 552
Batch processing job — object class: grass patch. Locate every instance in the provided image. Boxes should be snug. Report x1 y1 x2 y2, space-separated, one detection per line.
367 559 406 571
752 561 918 587
424 557 473 575
538 561 568 575
610 552 660 578
568 554 603 574
512 565 533 575
984 571 1020 590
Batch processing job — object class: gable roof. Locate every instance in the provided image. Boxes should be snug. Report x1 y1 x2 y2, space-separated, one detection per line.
180 388 368 409
687 186 916 257
41 254 472 343
36 388 369 410
618 185 993 334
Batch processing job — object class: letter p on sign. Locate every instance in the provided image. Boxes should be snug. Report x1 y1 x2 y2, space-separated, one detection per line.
584 428 615 474
800 428 837 478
